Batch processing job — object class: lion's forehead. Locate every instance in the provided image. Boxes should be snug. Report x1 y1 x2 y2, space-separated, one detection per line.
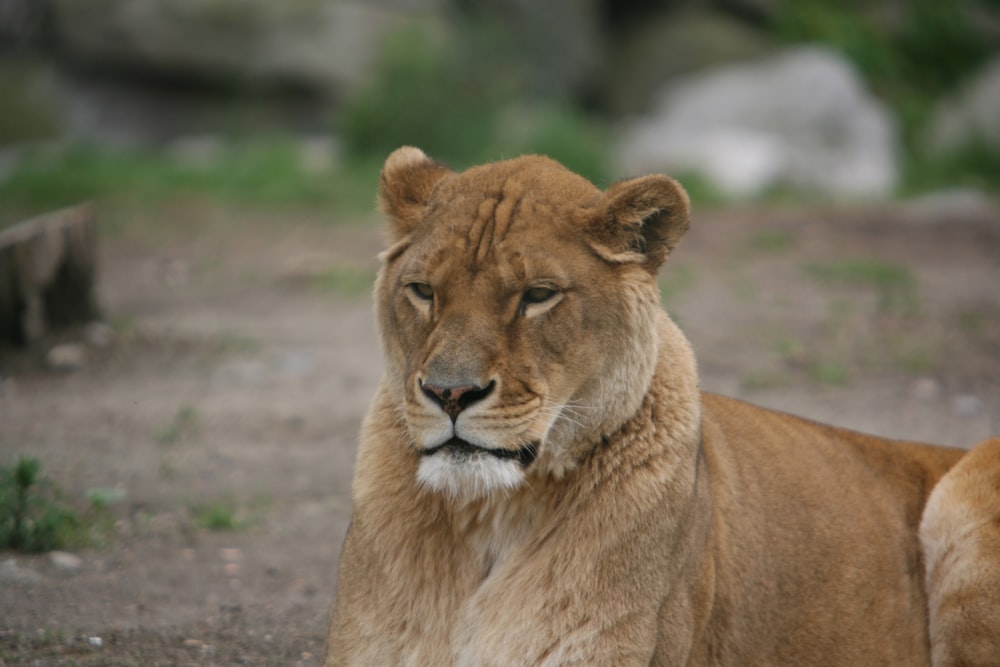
412 191 593 283
411 216 584 291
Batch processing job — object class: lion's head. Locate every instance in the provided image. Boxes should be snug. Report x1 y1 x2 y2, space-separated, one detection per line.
373 147 690 500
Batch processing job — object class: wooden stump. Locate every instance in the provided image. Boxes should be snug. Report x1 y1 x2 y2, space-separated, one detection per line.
0 205 100 346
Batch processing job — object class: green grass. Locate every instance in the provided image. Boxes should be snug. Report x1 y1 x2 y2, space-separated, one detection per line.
154 405 200 446
0 140 382 225
772 336 851 387
741 369 792 391
747 229 798 253
0 456 95 552
803 258 919 315
772 0 1000 194
338 22 613 186
192 499 241 531
808 361 849 386
670 171 730 207
902 141 1000 196
805 258 911 288
315 265 377 298
658 265 697 305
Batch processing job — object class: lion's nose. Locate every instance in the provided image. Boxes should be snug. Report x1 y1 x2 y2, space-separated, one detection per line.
420 380 496 421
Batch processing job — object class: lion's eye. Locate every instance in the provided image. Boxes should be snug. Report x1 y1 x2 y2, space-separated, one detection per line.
522 286 557 305
409 282 434 301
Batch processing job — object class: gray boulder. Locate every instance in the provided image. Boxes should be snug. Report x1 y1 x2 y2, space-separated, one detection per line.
927 55 1000 155
605 7 771 117
49 0 440 96
474 0 603 99
617 47 899 199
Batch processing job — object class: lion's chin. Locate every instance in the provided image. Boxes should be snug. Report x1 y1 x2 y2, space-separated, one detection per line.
416 446 528 500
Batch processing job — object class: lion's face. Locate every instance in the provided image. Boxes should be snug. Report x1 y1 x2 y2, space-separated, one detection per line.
373 147 690 500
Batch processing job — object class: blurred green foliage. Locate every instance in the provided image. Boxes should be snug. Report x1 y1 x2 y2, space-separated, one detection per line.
338 22 611 186
775 0 993 99
774 0 999 192
192 499 241 531
900 141 1000 196
1 2 997 223
803 258 919 316
315 265 377 298
0 456 83 552
0 140 381 226
0 61 60 144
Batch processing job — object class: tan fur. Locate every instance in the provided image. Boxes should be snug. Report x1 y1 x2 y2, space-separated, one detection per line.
325 148 1000 666
920 437 1000 666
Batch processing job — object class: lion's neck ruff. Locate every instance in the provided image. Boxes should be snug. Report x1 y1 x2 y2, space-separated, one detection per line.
358 311 702 571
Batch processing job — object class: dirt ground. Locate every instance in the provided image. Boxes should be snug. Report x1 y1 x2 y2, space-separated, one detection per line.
1 200 998 665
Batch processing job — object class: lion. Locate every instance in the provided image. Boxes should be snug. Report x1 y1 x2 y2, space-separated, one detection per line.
324 147 1000 666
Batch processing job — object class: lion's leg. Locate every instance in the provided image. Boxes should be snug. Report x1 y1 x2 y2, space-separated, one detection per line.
919 437 1000 667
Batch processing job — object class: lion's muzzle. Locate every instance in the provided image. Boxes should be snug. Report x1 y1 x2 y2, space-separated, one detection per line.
420 380 496 421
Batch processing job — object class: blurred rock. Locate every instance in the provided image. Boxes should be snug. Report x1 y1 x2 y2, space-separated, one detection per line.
715 0 779 22
952 394 983 418
0 557 43 583
84 320 115 348
47 342 86 371
909 377 941 401
218 547 243 563
617 47 899 199
0 0 50 48
927 55 1000 155
901 188 998 225
472 0 602 99
48 550 84 573
48 0 442 98
606 7 771 117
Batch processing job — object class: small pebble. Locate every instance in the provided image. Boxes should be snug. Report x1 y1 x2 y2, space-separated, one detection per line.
48 551 83 573
218 547 242 563
909 377 940 401
1 558 42 583
46 343 86 372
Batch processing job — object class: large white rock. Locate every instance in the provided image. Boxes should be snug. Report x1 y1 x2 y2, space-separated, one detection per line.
927 55 1000 155
617 47 899 199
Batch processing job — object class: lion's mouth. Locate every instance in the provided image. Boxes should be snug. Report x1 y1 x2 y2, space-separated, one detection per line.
421 437 538 467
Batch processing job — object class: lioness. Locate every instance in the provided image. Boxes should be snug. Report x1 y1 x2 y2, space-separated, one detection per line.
325 147 1000 666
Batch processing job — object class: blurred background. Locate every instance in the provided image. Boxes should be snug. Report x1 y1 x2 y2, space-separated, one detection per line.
1 2 999 665
1 0 999 214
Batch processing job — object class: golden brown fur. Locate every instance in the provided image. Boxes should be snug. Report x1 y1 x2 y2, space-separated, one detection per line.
325 147 1000 666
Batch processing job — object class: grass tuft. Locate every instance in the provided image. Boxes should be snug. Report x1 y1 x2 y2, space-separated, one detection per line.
803 258 919 315
192 500 241 532
315 266 376 298
0 456 97 552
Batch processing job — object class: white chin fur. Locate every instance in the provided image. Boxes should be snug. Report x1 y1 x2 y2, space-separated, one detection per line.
417 452 525 500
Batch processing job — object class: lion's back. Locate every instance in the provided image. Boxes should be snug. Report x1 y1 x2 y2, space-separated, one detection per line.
690 393 963 665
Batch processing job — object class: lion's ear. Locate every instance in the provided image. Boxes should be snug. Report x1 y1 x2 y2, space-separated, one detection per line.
379 146 453 241
591 174 690 271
